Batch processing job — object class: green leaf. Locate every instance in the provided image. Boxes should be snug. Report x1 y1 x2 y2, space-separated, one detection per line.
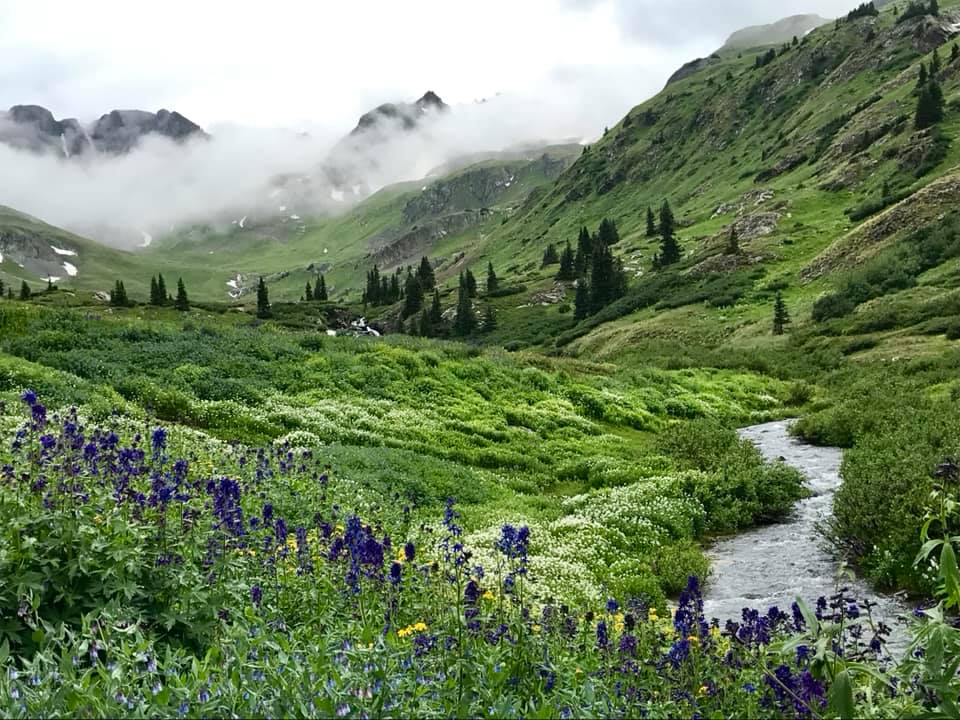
0 638 8 665
914 538 943 567
939 542 960 607
828 670 855 720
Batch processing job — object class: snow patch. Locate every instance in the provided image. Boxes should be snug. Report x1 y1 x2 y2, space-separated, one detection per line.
290 214 301 220
45 275 62 283
139 231 152 248
0 252 4 263
51 245 77 256
62 261 78 277
239 216 247 229
330 189 344 202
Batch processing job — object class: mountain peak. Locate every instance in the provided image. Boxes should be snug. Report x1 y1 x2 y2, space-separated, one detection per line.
720 13 830 51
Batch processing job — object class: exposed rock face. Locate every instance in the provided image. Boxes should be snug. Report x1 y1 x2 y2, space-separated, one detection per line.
666 55 721 86
367 209 494 269
2 105 92 156
349 91 448 137
0 105 205 157
90 109 205 154
0 227 80 280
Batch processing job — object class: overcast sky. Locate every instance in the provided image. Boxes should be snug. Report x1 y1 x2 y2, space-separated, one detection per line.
2 0 857 136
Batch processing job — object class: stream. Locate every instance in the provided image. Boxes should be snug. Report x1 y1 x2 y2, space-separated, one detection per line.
703 420 914 649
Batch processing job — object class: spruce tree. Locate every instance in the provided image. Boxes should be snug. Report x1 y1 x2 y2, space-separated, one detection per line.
645 207 657 237
47 277 54 292
429 289 443 325
773 291 791 335
726 227 740 255
573 277 591 320
657 200 681 266
597 218 620 246
19 281 31 300
418 307 431 338
931 47 942 76
256 277 271 319
930 0 939 15
918 62 928 89
110 280 128 307
418 256 436 292
175 278 189 311
557 241 576 280
915 78 945 129
402 273 423 319
157 274 167 305
317 275 328 301
482 302 497 332
389 274 401 303
542 244 559 267
465 269 478 298
305 281 314 302
574 226 592 276
486 262 499 295
0 279 4 297
454 272 476 335
6 288 12 300
150 276 159 305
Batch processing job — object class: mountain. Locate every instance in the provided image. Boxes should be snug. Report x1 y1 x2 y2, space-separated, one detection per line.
720 13 831 51
0 105 205 157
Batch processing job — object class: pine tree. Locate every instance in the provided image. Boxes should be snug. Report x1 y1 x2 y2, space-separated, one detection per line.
930 0 939 15
574 226 592 276
597 218 620 246
418 307 431 338
918 62 928 89
305 280 314 302
157 274 167 305
454 272 476 335
931 47 942 76
256 277 271 319
47 277 54 292
482 303 497 332
573 277 591 320
110 280 128 307
150 276 159 305
657 200 681 266
389 274 401 303
542 243 559 266
418 256 436 292
773 291 791 335
19 281 31 300
915 78 945 129
429 289 443 325
556 241 576 280
486 262 499 295
465 269 477 298
645 207 657 237
175 278 189 311
725 227 740 255
317 275 328 301
402 273 423 319
0 279 5 298
6 288 12 300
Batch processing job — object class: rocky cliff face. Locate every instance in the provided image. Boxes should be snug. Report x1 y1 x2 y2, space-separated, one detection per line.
0 105 205 157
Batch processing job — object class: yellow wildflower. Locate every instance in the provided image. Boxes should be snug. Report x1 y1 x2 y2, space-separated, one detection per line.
698 685 709 697
613 612 625 633
648 608 659 621
532 624 541 633
397 622 428 639
482 590 495 601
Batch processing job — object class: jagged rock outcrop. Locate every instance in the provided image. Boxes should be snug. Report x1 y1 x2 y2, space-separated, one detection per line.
0 105 205 157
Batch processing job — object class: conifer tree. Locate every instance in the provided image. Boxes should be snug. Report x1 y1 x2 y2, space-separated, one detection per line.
931 47 942 76
418 256 436 292
556 241 576 280
0 279 5 297
256 277 271 318
389 274 401 303
7 288 13 300
597 218 620 246
175 278 189 311
951 44 959 62
317 275 328 301
454 272 476 335
574 226 592 276
156 274 167 305
465 269 478 298
305 280 313 302
402 273 423 319
150 276 159 305
574 277 591 320
110 280 129 307
645 207 657 237
656 200 681 266
726 227 740 255
930 0 939 15
19 281 30 300
418 307 431 338
486 262 499 295
918 62 928 89
773 291 791 335
915 78 945 129
429 288 443 325
482 302 497 332
47 277 54 292
542 243 559 266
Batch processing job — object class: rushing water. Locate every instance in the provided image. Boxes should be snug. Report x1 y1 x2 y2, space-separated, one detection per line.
703 420 914 647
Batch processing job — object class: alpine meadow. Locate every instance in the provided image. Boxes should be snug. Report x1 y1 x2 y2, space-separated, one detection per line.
3 0 960 717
